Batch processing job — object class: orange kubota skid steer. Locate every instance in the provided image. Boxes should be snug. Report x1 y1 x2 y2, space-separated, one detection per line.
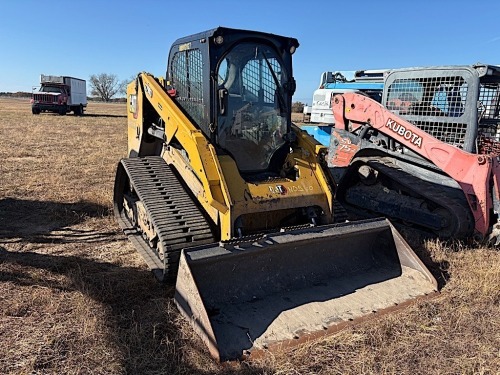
113 27 437 360
328 65 500 245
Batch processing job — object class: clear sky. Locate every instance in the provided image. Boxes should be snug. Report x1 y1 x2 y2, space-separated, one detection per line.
1 0 500 104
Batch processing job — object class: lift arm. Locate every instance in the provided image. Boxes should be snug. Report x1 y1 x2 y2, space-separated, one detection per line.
137 73 231 217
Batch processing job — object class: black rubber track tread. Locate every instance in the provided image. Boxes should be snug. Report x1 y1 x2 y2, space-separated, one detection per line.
115 156 216 280
344 157 475 239
333 201 349 223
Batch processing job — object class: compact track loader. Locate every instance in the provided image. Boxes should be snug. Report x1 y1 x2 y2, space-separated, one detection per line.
113 27 437 360
328 65 500 244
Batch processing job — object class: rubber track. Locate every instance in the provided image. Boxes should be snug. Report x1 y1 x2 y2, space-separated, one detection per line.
346 157 474 238
333 201 349 224
118 156 215 280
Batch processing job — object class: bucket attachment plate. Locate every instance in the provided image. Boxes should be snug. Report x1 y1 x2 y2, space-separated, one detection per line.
174 218 437 361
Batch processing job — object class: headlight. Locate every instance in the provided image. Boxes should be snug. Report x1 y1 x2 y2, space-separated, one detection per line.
214 36 224 45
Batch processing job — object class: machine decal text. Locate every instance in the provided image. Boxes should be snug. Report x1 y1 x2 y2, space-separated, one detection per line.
386 118 422 148
268 185 313 195
269 185 287 195
338 138 354 153
145 84 153 98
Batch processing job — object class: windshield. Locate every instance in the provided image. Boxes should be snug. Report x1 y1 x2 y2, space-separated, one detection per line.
40 86 63 94
386 78 466 117
217 42 289 172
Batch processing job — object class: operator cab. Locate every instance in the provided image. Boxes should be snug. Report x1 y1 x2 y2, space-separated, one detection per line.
166 27 299 176
384 64 500 153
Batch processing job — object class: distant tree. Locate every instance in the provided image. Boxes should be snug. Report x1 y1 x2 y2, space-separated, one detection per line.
119 75 137 97
292 101 305 113
89 73 124 102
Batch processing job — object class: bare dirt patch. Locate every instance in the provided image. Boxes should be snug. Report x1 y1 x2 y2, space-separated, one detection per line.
0 98 499 374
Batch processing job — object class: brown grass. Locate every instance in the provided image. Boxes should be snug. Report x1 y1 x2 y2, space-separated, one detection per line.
0 98 499 374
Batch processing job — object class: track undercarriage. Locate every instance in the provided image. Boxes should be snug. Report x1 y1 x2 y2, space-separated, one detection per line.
337 157 475 239
113 156 215 280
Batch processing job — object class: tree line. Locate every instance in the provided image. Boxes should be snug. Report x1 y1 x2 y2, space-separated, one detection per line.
0 92 32 98
4 74 310 107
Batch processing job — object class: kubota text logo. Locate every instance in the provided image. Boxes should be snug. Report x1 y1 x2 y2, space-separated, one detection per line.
385 118 423 148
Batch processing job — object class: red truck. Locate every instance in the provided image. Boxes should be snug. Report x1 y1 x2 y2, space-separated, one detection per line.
31 74 87 115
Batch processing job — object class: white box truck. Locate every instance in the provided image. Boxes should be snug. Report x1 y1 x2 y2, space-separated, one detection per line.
31 75 87 115
310 70 386 124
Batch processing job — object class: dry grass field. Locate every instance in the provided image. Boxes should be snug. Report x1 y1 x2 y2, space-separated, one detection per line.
0 98 499 374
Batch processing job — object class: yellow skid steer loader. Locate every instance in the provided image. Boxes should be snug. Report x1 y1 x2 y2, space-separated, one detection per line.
113 27 437 361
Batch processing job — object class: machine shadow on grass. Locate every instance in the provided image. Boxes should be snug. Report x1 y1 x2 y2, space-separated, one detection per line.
0 198 269 373
0 198 116 244
31 113 125 119
0 246 268 374
83 113 127 118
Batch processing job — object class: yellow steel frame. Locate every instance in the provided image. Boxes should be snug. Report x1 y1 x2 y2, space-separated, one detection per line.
127 73 334 240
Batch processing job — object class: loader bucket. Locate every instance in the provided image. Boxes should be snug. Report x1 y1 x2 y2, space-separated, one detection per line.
174 218 437 361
